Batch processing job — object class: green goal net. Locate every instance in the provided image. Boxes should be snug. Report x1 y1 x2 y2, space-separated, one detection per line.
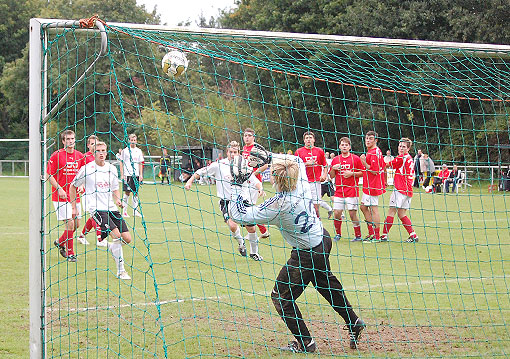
30 18 510 358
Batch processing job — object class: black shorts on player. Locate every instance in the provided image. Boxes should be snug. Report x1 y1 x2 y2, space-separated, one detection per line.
92 210 129 240
123 176 139 193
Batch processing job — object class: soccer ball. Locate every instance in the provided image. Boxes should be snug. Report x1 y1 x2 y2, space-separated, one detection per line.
230 155 253 180
162 50 189 77
425 185 433 193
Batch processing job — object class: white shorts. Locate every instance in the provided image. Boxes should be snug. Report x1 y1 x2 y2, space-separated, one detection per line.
389 190 412 209
53 201 81 221
333 196 359 211
361 194 379 207
309 182 321 204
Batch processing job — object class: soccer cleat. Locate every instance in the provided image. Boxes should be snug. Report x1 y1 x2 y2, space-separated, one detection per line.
117 271 131 280
260 231 270 238
362 235 374 242
280 339 316 353
345 318 365 349
77 234 90 245
54 240 68 259
96 240 108 247
134 210 143 217
249 253 263 261
380 235 388 242
334 234 342 242
351 236 362 242
67 255 77 262
122 211 130 218
328 210 333 219
238 244 247 257
406 235 419 243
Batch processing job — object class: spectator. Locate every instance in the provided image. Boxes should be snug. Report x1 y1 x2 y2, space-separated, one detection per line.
384 150 394 163
413 149 422 188
159 148 171 185
421 153 435 188
433 164 450 193
445 164 461 193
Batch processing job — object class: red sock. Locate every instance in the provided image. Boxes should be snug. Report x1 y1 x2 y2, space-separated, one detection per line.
383 216 394 235
367 223 374 236
374 227 380 240
334 218 342 235
82 217 95 235
59 230 74 256
257 224 267 234
401 216 414 235
353 225 361 238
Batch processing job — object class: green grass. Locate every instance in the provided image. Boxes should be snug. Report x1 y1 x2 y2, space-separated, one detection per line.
1 177 509 358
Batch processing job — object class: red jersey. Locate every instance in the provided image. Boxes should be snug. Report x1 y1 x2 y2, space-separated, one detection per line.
243 144 262 181
330 154 363 198
47 149 86 202
295 146 327 182
84 151 95 164
438 169 450 182
362 147 386 196
390 154 414 197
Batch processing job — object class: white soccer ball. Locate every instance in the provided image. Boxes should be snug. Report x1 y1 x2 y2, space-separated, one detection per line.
231 155 253 179
162 50 189 77
425 185 433 193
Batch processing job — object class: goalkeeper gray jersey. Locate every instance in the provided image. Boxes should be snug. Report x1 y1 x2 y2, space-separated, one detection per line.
229 187 323 249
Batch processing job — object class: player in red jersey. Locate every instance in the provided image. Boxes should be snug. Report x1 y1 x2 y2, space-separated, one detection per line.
46 130 86 261
295 131 328 218
329 137 364 242
381 138 418 242
77 135 107 247
242 128 270 239
359 131 386 242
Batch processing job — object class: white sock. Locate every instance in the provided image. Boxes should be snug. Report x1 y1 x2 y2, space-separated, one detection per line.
122 195 129 211
132 195 139 212
109 239 125 273
233 227 244 245
247 232 259 255
320 200 332 212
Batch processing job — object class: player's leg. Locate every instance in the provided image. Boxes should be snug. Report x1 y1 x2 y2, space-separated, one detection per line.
106 211 132 279
310 182 321 218
245 225 262 260
332 197 344 241
371 205 381 240
360 199 374 240
348 207 362 241
257 224 270 238
382 207 397 241
398 208 418 242
272 252 315 352
122 179 131 217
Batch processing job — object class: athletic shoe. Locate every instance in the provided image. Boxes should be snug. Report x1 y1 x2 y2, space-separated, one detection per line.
362 235 374 242
260 231 270 238
117 271 131 280
333 234 342 242
328 210 333 219
380 235 388 242
96 240 108 247
238 244 247 257
406 235 419 243
134 210 142 217
280 339 316 353
345 318 365 349
122 211 130 218
77 234 90 245
249 253 263 261
67 255 77 263
54 240 68 259
351 236 362 242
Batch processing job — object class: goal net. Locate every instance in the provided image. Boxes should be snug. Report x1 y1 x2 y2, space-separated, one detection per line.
29 18 510 358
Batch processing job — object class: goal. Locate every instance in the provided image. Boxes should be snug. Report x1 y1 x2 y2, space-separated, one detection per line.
29 17 510 358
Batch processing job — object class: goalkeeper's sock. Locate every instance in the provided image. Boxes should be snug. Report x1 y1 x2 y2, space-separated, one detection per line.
401 216 414 235
247 232 259 255
233 227 244 245
109 239 125 273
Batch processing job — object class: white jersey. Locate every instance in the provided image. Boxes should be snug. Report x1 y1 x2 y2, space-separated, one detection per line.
245 175 262 205
229 186 323 249
195 159 233 200
121 146 144 176
72 161 120 212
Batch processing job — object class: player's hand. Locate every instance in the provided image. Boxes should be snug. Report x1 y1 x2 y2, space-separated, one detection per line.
138 176 143 184
184 182 192 190
331 164 341 171
258 189 266 198
77 185 85 195
57 187 67 200
360 154 366 162
342 170 354 178
116 199 123 208
319 173 327 182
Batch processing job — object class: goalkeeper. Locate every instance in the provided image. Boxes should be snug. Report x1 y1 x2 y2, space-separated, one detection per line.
228 150 365 352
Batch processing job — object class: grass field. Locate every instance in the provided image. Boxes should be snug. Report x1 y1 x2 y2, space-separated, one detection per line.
1 177 509 358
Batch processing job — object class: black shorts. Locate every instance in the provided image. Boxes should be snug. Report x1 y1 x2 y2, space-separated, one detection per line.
219 199 230 222
92 210 129 239
123 176 139 193
321 181 334 197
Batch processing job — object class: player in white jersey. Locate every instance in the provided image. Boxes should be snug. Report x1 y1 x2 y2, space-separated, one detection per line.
69 141 132 280
119 133 145 217
184 141 262 260
228 155 365 353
